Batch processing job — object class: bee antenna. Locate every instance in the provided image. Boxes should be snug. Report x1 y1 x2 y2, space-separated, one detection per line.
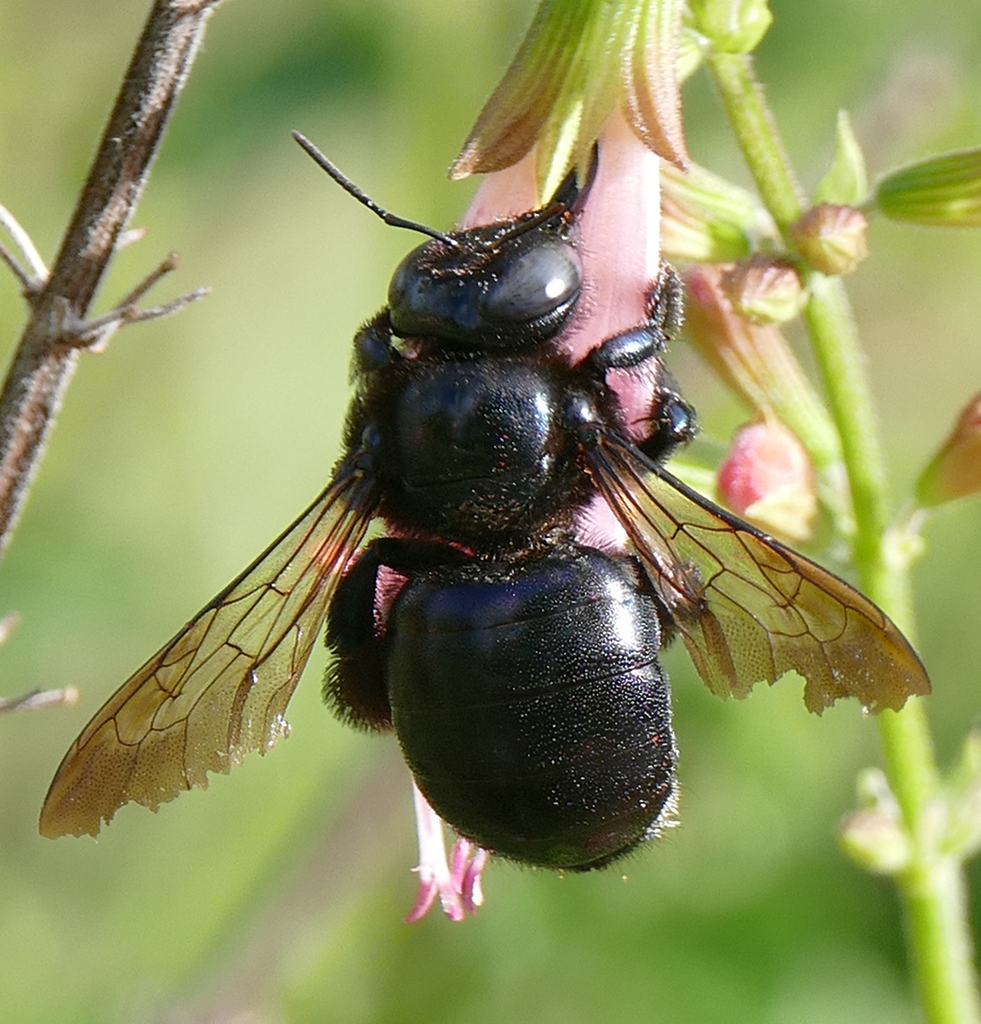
292 132 457 246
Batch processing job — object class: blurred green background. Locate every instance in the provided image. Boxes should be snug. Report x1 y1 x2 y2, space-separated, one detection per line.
2 1 981 1021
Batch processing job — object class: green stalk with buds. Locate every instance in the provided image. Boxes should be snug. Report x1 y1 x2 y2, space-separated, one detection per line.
456 1 981 1021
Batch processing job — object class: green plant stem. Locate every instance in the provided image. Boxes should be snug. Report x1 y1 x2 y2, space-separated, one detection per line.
706 47 981 1024
801 274 888 581
705 53 803 231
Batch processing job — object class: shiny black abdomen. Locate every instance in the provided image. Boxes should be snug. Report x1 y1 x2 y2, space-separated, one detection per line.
385 546 676 868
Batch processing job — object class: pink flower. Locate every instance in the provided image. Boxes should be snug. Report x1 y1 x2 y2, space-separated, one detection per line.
405 782 488 923
402 116 665 922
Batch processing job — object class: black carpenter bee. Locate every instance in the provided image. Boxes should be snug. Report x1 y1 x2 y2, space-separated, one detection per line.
40 136 930 870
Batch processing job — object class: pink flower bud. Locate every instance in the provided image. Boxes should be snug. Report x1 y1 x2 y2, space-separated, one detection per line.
839 769 909 875
916 391 981 506
684 264 838 469
721 255 805 324
789 203 869 276
685 263 788 408
839 808 910 875
718 416 817 542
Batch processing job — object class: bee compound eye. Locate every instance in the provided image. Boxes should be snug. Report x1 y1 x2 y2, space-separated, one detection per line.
479 240 581 325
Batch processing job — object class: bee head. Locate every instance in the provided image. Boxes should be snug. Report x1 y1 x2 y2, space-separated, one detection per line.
387 207 582 350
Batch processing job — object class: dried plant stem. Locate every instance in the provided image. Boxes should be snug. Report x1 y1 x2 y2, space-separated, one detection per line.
0 0 222 563
707 48 981 1024
0 687 79 715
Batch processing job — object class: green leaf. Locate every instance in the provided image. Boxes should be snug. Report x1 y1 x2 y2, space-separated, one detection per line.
814 110 868 206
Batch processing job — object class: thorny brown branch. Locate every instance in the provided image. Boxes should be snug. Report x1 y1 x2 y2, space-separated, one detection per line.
53 253 210 352
0 0 224 563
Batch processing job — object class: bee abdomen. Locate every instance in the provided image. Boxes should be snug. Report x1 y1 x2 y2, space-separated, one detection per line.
387 547 676 869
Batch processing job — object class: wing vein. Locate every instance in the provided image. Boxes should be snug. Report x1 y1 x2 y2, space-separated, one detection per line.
39 452 379 838
584 429 930 714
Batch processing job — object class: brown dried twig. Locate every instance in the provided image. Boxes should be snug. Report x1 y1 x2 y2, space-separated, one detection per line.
0 613 78 716
0 202 47 296
0 687 80 717
0 0 224 563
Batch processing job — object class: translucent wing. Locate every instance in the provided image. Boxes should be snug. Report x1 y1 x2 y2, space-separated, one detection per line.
585 431 930 714
40 452 378 838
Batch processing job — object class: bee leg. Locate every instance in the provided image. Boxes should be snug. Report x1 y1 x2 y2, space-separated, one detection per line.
638 392 697 463
352 310 400 377
581 261 695 463
624 553 680 646
586 262 684 375
645 260 684 344
324 541 395 730
325 537 470 730
586 323 665 374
